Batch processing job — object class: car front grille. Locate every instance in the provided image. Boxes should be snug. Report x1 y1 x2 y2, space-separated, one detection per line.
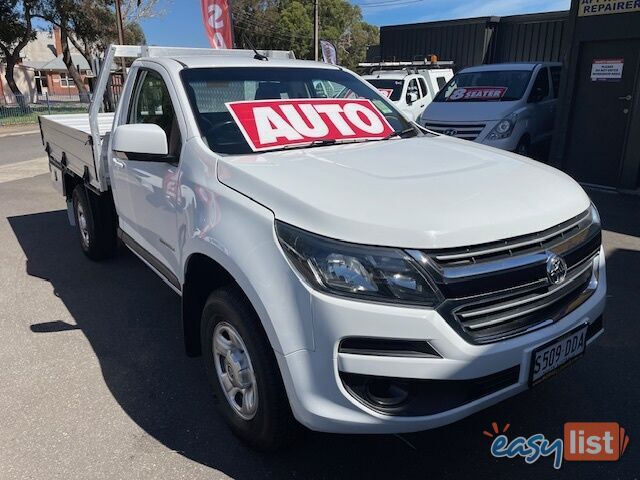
411 209 602 344
423 122 486 141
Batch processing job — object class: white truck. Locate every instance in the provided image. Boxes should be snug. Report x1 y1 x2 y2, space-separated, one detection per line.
361 62 454 121
40 45 606 451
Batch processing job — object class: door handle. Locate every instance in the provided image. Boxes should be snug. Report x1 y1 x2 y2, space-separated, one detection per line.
618 94 632 101
112 158 126 168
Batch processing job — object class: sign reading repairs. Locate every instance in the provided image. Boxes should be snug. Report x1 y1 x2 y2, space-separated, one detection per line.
447 87 507 102
591 59 624 81
225 98 395 152
579 0 640 16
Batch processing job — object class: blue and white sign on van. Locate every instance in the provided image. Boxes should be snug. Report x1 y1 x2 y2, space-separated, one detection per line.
579 0 640 16
591 59 624 81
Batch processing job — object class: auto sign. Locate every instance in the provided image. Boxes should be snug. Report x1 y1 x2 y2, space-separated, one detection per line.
225 98 395 152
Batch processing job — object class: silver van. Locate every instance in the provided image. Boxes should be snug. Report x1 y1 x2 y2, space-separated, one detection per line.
419 62 562 157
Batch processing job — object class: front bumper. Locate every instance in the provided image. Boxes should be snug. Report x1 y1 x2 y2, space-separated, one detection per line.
276 252 606 434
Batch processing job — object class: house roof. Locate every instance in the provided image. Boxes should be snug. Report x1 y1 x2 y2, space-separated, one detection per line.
23 54 91 72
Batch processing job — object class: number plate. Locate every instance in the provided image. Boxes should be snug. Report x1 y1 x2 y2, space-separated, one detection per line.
529 324 588 387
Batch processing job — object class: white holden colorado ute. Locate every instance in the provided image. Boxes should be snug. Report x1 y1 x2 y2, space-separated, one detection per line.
39 45 606 450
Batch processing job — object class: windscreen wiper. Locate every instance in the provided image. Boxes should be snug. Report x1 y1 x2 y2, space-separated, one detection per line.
383 127 418 141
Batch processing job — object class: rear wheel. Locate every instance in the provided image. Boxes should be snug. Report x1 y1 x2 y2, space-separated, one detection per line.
201 286 297 451
72 185 118 260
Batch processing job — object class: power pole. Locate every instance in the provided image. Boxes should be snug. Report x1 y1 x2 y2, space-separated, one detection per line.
313 0 319 61
115 0 127 73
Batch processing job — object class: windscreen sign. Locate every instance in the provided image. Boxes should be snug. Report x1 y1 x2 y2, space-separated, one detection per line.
225 99 395 152
447 87 507 101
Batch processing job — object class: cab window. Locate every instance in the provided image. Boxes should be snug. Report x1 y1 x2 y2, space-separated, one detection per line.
407 78 420 101
528 67 550 102
128 70 181 157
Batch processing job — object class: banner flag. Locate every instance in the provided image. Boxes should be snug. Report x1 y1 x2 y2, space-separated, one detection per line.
201 0 234 49
320 40 337 65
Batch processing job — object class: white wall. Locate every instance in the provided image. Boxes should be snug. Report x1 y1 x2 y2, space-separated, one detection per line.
1 64 36 104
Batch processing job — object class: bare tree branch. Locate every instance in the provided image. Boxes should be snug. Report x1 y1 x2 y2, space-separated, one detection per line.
121 0 168 23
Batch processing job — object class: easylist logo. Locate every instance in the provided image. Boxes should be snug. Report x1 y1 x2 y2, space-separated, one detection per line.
485 421 630 469
564 422 630 461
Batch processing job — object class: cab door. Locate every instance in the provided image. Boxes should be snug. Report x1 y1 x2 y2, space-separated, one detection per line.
113 66 184 282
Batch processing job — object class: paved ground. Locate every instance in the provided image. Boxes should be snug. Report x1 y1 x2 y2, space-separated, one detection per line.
0 132 638 479
0 131 46 168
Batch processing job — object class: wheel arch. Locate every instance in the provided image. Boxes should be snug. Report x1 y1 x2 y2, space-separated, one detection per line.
63 169 82 200
181 252 279 357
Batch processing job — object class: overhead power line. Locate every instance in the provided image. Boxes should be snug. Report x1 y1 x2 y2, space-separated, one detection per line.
231 8 314 43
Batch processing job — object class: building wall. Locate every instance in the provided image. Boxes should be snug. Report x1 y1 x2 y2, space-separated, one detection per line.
45 72 89 96
550 0 640 190
380 17 497 69
378 11 570 70
491 12 569 63
0 64 36 104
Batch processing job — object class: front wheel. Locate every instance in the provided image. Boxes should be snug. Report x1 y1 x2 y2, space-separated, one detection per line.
201 286 297 451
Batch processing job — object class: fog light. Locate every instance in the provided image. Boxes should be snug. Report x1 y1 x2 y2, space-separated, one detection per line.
365 380 410 407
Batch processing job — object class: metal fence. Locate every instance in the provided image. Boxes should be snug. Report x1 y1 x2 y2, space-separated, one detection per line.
0 93 90 127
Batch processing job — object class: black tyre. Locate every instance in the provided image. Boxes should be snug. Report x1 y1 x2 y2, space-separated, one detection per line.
515 136 531 157
72 185 118 261
201 286 297 451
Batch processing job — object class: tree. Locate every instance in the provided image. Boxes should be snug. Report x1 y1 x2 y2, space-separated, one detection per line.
65 0 146 70
0 0 37 104
231 0 378 70
36 0 94 100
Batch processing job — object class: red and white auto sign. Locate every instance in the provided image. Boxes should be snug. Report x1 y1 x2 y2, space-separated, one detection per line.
447 87 507 101
226 99 395 152
377 88 394 98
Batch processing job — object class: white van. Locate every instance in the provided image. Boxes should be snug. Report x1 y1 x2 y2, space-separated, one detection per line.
363 68 453 121
420 62 562 156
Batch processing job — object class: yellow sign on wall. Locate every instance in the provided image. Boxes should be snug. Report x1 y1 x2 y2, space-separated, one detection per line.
578 0 640 16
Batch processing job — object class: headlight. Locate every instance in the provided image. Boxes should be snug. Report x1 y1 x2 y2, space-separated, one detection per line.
486 113 518 140
276 221 442 307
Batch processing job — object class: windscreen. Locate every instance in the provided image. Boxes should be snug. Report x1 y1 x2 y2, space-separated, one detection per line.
181 67 413 154
365 79 404 101
433 70 533 102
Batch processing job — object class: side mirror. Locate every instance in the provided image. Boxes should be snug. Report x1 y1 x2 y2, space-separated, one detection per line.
113 123 169 161
407 91 419 104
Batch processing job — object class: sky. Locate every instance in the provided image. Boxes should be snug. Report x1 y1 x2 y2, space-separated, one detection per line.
140 0 571 48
